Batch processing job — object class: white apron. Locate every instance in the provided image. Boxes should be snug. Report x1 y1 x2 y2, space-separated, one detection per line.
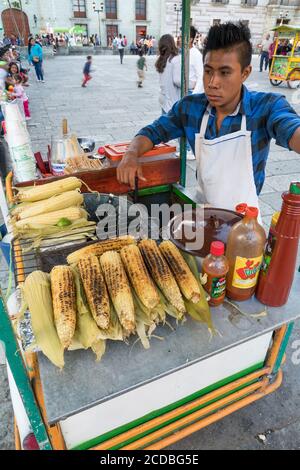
195 109 260 213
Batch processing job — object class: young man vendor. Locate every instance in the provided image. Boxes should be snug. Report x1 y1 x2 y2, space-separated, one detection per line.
117 22 300 211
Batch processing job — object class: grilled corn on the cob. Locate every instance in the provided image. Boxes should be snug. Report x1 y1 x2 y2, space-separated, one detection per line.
15 207 87 229
14 190 84 221
120 244 160 310
50 266 77 349
78 256 110 330
15 177 82 203
100 251 136 334
67 236 136 265
139 239 186 314
159 241 201 303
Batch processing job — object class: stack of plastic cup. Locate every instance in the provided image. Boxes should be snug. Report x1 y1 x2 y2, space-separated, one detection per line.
2 101 37 183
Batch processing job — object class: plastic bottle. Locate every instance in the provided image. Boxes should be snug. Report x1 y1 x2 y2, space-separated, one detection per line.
202 241 229 306
226 207 266 301
256 183 300 307
259 211 280 276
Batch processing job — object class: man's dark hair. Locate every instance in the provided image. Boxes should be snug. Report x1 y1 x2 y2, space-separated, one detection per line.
87 55 92 60
190 26 198 41
203 21 253 69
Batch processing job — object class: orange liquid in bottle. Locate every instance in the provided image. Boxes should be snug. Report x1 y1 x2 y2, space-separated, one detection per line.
202 241 229 307
226 207 266 301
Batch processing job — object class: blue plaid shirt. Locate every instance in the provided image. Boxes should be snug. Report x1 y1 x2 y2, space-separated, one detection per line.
137 85 300 195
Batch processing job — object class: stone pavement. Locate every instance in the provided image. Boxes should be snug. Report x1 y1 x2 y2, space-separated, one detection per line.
0 54 299 449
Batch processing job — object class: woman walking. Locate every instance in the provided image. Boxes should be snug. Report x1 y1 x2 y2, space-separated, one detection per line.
28 37 44 83
155 34 181 114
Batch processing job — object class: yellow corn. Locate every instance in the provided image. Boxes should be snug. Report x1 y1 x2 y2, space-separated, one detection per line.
120 244 160 310
67 236 137 265
100 251 136 334
15 190 84 221
23 271 65 369
159 241 201 303
15 207 87 229
139 239 186 314
50 266 77 349
15 177 82 203
78 256 110 330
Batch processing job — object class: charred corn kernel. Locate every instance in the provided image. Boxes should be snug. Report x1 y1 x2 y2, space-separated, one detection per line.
15 207 87 229
67 236 137 265
23 271 64 369
100 251 136 334
15 177 82 203
50 266 77 349
78 256 110 330
15 191 84 221
120 244 160 310
159 241 201 303
139 239 186 314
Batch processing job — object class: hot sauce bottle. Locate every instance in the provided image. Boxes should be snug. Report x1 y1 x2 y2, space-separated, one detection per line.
226 207 266 301
202 242 229 306
256 183 300 307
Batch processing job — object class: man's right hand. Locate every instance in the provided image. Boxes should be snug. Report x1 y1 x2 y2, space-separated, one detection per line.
117 153 146 189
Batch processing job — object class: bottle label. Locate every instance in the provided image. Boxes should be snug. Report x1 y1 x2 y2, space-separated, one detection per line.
232 255 263 289
211 276 226 298
261 230 277 275
52 163 66 175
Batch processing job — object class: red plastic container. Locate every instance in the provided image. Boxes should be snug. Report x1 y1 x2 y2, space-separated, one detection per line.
256 182 300 307
104 142 177 161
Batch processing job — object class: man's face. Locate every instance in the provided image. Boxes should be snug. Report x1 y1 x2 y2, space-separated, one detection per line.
203 49 251 109
266 34 270 40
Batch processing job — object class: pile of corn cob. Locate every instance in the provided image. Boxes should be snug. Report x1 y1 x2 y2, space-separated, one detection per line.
20 237 213 368
10 177 96 244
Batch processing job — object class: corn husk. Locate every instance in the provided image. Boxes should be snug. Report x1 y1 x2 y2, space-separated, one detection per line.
181 252 215 333
22 272 65 369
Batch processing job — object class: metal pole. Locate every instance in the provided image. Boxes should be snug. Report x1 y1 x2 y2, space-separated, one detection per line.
98 12 101 46
180 0 190 187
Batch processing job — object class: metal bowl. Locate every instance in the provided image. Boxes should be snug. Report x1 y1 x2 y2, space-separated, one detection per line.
169 207 243 258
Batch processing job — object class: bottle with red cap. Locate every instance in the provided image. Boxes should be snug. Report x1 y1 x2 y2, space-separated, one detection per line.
226 206 266 301
202 241 229 307
256 182 300 307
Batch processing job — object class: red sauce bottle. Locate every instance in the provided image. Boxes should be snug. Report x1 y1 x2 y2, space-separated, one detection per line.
202 241 229 307
256 182 300 307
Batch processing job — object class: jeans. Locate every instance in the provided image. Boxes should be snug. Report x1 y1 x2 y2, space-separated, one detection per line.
260 51 269 71
119 49 124 64
33 61 44 81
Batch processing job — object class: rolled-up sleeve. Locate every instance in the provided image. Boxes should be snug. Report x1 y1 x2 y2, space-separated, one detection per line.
266 95 300 149
136 100 185 145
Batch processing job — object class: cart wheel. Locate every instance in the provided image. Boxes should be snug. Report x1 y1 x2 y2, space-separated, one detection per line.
270 79 282 86
287 68 300 89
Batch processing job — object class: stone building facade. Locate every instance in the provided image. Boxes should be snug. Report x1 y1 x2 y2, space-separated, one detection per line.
165 0 300 46
0 0 165 47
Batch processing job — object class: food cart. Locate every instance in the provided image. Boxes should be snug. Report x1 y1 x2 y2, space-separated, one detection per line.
269 24 300 88
0 0 299 451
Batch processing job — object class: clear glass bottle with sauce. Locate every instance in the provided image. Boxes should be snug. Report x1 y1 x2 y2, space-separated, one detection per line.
202 241 229 307
226 207 266 301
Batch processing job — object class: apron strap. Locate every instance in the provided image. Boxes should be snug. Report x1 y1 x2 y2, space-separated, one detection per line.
199 111 209 138
199 108 247 137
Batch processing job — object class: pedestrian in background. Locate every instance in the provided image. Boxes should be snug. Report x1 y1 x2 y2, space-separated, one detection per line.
82 55 93 88
260 33 272 72
137 50 147 88
117 34 125 64
28 37 44 83
11 74 31 120
268 38 277 70
155 34 181 114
